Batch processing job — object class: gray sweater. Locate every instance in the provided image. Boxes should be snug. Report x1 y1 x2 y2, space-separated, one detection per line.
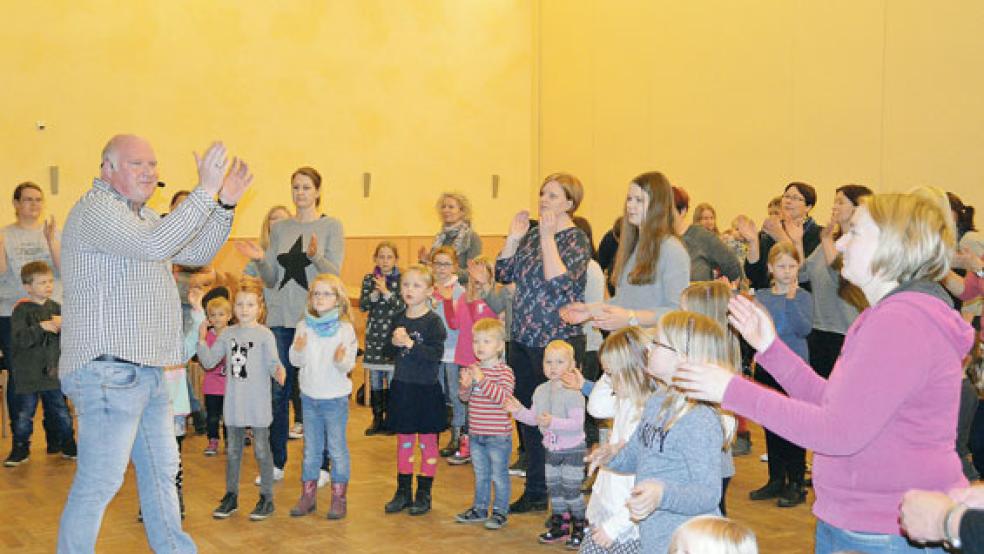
198 325 281 427
514 380 586 450
609 237 690 320
799 248 860 335
253 217 344 327
681 225 741 282
608 391 723 553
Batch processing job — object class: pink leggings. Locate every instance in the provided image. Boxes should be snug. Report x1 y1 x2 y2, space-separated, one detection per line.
396 433 439 477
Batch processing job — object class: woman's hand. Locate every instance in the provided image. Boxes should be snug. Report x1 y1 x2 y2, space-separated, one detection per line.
467 259 491 286
585 440 624 474
559 302 592 325
821 213 838 240
507 210 531 242
900 490 956 543
950 483 984 508
734 215 758 243
235 240 265 261
784 218 805 244
539 210 559 240
306 234 319 259
727 294 777 352
560 368 585 391
627 480 664 522
592 304 631 331
762 215 789 243
674 361 736 404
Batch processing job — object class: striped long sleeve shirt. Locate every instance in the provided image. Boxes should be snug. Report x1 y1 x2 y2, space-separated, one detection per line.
459 361 515 436
59 179 233 376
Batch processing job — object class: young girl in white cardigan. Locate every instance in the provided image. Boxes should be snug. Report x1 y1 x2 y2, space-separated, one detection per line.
288 274 358 519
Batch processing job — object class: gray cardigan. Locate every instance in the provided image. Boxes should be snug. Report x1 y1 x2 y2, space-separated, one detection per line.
609 236 690 320
682 225 741 282
799 248 860 335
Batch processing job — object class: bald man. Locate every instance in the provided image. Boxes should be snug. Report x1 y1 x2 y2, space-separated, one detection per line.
57 135 253 553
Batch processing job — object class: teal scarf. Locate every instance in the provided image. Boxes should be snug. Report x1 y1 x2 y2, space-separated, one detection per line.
306 308 340 337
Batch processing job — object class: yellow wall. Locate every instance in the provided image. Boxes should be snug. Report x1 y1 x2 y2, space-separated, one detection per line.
0 0 535 237
538 0 984 234
3 1 984 245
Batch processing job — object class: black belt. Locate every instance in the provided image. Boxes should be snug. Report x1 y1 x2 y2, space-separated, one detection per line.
93 354 136 364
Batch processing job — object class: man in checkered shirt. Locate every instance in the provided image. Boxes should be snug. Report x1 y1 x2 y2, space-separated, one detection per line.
56 135 253 554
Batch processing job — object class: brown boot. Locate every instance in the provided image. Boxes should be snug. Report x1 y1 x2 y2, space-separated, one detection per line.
327 483 348 519
290 480 318 517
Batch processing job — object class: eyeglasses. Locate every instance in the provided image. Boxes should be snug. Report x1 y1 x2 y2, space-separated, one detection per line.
432 261 454 268
782 192 806 203
312 291 338 298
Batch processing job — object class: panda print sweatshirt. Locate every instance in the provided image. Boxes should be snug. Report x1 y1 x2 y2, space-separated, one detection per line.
198 324 281 427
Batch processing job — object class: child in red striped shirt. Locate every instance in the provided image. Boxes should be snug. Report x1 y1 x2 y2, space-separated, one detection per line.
454 318 515 530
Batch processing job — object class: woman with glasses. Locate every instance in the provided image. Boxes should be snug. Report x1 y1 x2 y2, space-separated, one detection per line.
677 193 974 554
0 182 65 450
418 192 482 283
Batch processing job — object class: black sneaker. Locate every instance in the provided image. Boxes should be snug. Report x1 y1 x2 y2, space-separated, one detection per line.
46 443 61 455
212 493 238 519
509 494 548 513
455 507 488 524
4 443 30 467
250 494 275 520
61 440 78 460
484 512 508 530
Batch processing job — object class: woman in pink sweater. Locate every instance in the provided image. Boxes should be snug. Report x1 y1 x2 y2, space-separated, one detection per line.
678 193 975 554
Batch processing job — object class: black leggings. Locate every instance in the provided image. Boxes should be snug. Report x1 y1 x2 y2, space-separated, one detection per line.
205 394 226 441
754 367 805 484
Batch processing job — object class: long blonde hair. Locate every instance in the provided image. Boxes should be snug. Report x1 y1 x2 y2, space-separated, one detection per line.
681 282 741 371
657 311 735 448
598 327 657 415
259 205 291 250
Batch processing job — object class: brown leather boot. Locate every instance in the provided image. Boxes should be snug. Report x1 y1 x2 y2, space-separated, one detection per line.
326 483 348 519
290 480 318 517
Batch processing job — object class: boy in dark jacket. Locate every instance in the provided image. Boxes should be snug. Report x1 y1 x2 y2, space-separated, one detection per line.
5 261 75 466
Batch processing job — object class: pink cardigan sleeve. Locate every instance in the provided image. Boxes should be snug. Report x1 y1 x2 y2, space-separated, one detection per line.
753 337 828 405
722 304 933 456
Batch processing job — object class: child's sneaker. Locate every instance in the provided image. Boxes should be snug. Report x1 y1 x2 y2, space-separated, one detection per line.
4 443 30 467
455 507 488 524
288 422 303 440
484 512 508 530
249 494 275 520
204 439 219 457
508 452 527 477
538 514 569 543
212 493 238 519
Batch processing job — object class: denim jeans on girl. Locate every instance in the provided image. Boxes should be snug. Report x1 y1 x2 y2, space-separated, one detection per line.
814 519 945 554
438 362 466 429
58 361 196 554
270 326 297 469
301 394 350 483
470 434 512 515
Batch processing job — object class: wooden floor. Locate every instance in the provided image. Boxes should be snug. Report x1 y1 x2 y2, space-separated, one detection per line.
0 404 818 554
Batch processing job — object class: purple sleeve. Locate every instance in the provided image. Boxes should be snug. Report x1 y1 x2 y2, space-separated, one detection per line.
549 407 585 431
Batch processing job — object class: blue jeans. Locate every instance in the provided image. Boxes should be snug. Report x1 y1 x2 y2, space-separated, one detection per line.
58 361 196 554
270 326 297 469
438 362 466 429
12 388 73 446
470 434 512 515
301 394 350 483
815 519 945 554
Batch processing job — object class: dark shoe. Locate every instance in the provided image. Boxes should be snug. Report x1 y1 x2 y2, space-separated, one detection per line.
249 494 275 520
455 507 488 524
508 451 527 477
777 483 807 508
365 391 385 436
4 442 30 467
509 494 548 513
61 438 78 460
732 435 752 456
440 428 460 457
539 514 569 544
749 479 784 501
46 443 61 455
408 475 433 515
566 517 586 549
384 473 414 513
326 483 347 519
178 488 185 520
448 435 471 465
290 480 318 517
212 493 238 519
484 511 508 530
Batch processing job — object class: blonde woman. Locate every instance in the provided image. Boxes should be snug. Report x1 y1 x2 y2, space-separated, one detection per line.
419 192 482 282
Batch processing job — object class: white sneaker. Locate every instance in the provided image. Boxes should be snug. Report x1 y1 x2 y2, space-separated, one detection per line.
288 423 304 440
760 453 769 462
317 469 330 488
254 467 286 486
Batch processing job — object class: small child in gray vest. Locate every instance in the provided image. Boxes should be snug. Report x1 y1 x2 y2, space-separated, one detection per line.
505 340 587 549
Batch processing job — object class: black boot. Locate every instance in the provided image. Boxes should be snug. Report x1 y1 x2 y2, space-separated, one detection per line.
365 390 385 436
379 389 395 435
749 479 784 501
538 513 569 544
4 442 30 467
777 481 807 507
408 475 433 516
384 473 414 513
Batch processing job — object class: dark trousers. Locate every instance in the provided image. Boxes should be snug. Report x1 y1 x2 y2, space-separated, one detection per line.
204 394 226 442
807 329 845 379
270 326 297 469
754 367 805 484
581 350 602 447
2 316 56 446
508 335 586 500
